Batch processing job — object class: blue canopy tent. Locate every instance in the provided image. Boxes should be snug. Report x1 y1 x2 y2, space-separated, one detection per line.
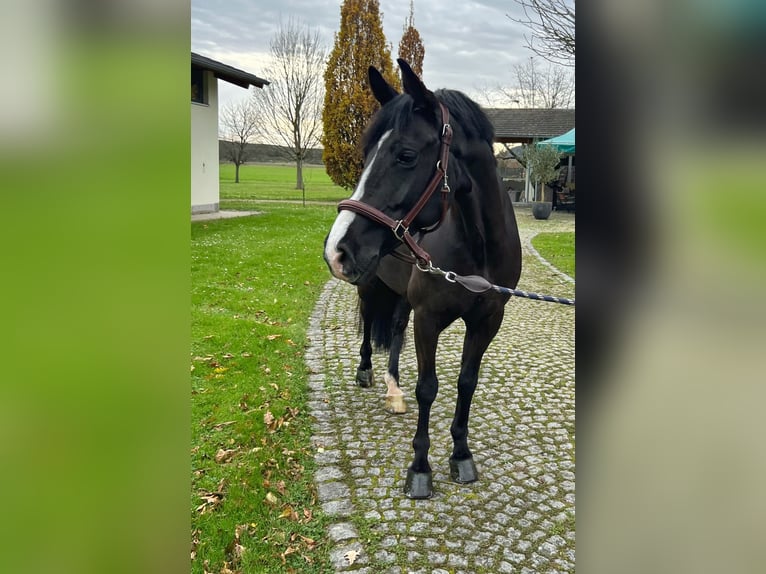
537 128 575 154
537 128 575 207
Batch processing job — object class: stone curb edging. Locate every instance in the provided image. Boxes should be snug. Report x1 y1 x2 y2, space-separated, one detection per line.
525 231 575 285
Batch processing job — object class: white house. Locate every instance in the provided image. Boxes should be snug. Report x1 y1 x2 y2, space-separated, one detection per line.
191 52 268 214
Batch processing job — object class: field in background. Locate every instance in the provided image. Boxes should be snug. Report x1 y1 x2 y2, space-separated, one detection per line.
220 163 349 203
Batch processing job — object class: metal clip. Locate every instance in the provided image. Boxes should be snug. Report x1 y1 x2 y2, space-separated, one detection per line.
442 123 451 137
444 271 457 283
416 260 432 273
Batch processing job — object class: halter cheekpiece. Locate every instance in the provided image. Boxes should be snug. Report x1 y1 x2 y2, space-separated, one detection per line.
336 102 453 266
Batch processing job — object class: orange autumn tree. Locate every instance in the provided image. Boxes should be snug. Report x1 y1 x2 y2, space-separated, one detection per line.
322 0 400 190
398 1 425 77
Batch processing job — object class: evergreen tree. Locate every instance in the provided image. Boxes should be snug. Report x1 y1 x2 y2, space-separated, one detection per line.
322 0 399 190
398 1 425 77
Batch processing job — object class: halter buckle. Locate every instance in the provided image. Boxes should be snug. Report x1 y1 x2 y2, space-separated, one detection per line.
392 220 409 241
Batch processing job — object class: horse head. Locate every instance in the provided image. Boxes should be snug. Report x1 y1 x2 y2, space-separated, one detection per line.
324 59 470 285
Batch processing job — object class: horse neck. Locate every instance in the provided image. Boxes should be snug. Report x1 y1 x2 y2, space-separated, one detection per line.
454 153 512 249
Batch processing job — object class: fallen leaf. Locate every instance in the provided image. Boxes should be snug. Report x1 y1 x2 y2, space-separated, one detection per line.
344 549 359 565
264 411 275 426
276 480 286 496
266 334 281 341
298 534 316 549
302 508 313 522
279 505 299 521
215 448 238 464
264 492 278 506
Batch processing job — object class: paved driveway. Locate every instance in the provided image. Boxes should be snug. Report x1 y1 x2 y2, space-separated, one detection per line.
306 209 575 573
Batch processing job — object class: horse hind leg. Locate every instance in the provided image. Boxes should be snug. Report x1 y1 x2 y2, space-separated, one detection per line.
355 289 375 388
449 309 505 485
384 298 412 414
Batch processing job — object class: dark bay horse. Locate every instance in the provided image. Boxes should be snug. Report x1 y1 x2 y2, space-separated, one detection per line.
323 59 521 498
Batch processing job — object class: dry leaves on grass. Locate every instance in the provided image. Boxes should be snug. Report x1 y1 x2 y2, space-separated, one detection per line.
264 407 300 433
195 478 226 514
345 549 359 565
279 533 318 565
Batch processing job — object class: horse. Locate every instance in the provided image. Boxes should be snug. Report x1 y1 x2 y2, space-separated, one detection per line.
323 59 521 499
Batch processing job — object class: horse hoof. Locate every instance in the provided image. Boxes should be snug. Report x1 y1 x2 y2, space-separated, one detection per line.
385 394 407 414
404 468 433 499
449 456 479 484
356 367 374 388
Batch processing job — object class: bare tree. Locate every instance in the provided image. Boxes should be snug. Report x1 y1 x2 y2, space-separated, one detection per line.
219 99 260 183
509 0 575 67
253 18 326 193
502 56 573 108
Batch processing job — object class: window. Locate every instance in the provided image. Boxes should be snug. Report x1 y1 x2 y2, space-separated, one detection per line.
191 67 207 104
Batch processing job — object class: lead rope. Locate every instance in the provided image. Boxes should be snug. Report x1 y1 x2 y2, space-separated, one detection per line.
415 261 576 306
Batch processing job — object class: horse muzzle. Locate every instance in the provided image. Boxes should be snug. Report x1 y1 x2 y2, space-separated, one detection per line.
323 237 379 285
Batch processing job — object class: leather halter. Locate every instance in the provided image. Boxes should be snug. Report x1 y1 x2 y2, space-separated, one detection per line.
336 102 453 266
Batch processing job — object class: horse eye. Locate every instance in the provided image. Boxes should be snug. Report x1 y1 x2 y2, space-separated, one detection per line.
396 150 418 165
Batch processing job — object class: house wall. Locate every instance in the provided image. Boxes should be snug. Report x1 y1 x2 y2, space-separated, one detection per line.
191 71 219 214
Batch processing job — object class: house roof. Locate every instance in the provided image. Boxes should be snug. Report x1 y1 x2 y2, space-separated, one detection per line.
484 108 575 143
191 52 269 89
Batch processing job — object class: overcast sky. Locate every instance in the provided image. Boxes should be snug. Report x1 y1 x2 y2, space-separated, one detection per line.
191 0 538 110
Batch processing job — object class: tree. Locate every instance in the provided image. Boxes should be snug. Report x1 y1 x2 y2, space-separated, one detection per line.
398 1 425 77
323 0 400 190
522 142 561 201
503 56 573 108
252 18 326 192
219 99 259 184
509 0 575 67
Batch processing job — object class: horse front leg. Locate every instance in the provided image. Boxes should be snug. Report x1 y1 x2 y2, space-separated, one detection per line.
384 298 411 414
449 309 504 484
404 313 440 498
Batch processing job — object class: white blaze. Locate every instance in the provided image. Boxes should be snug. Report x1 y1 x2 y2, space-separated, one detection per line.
324 130 392 278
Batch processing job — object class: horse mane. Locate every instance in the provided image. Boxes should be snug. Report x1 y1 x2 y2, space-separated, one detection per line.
434 89 495 147
362 89 495 155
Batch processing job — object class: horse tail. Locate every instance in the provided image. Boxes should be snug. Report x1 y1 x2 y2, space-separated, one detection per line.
356 277 402 352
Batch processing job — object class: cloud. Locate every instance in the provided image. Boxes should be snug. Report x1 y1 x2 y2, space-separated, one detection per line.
192 0 538 108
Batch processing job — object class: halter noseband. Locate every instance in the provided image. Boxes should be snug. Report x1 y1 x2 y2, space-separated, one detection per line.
336 102 453 266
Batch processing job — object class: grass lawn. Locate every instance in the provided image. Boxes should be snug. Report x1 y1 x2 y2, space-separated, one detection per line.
220 163 350 203
191 203 338 573
530 231 575 278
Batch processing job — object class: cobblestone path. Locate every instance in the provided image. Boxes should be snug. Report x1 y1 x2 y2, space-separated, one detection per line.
305 210 575 573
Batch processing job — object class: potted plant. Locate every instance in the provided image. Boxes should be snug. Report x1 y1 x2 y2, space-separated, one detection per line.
522 143 561 220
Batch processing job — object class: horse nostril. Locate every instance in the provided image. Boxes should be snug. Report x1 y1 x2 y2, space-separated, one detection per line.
328 241 354 279
335 242 353 267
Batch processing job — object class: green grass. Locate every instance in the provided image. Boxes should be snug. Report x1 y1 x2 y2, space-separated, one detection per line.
220 163 350 203
191 204 338 573
531 231 575 278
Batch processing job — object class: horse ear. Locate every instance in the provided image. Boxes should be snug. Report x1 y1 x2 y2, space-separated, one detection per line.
397 58 437 111
368 66 398 106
